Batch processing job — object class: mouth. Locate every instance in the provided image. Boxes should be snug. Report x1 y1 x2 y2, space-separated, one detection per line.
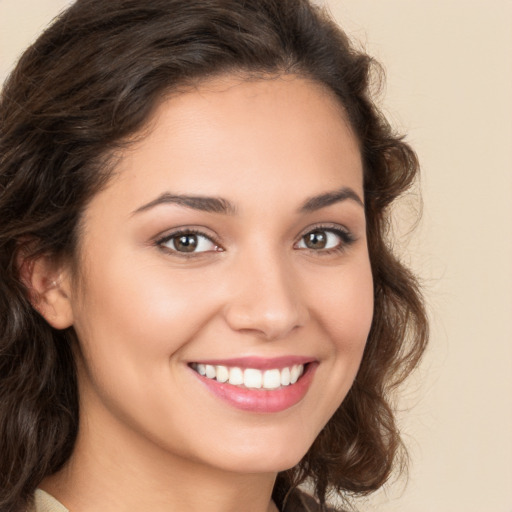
189 362 306 390
188 358 317 413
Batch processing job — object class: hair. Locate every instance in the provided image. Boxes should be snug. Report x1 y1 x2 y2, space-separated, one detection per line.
0 1 428 511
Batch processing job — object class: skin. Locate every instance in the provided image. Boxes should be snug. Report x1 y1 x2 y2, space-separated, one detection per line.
37 75 374 512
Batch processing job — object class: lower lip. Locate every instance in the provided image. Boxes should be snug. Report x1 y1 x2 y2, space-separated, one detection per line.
190 363 317 413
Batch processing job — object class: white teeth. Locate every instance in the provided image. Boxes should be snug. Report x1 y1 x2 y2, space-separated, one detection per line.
193 363 306 390
280 367 291 386
228 367 244 385
216 365 229 383
244 368 263 389
290 365 301 384
205 364 216 379
263 369 281 390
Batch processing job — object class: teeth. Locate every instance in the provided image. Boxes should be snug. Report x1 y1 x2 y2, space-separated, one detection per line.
290 365 301 384
244 368 262 388
280 367 291 386
228 367 244 385
193 363 306 390
216 365 229 383
263 369 281 390
205 364 216 379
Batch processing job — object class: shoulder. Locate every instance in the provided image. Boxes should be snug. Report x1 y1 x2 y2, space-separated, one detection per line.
30 489 69 512
282 488 339 512
31 487 339 512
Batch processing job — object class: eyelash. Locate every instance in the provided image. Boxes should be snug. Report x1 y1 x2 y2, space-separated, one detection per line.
296 224 357 256
155 228 221 258
155 224 356 258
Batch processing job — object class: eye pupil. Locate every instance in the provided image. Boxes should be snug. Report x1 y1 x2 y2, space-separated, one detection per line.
173 234 198 252
305 231 327 249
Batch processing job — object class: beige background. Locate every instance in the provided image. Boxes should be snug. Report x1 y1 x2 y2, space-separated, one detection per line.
1 1 511 511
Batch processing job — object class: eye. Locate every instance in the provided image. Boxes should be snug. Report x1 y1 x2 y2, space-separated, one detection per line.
296 227 355 252
157 230 219 254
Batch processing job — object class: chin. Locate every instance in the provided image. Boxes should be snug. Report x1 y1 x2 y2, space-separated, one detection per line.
201 431 314 475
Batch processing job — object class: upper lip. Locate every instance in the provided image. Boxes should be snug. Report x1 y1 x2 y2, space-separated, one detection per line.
188 355 316 370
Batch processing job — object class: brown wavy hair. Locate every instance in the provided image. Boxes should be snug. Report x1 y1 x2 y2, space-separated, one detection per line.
0 0 428 511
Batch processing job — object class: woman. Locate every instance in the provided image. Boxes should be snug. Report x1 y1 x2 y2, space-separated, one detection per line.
0 0 427 511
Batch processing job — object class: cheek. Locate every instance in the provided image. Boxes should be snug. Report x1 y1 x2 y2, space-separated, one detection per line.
314 258 374 352
305 257 374 415
70 257 225 437
71 252 221 376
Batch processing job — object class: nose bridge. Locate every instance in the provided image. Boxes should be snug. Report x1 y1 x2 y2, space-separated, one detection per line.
223 246 307 340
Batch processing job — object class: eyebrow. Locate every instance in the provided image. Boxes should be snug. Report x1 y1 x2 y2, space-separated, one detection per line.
132 193 237 216
299 187 364 212
132 186 363 216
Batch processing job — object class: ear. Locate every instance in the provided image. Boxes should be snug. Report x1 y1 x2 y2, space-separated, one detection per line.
19 251 74 330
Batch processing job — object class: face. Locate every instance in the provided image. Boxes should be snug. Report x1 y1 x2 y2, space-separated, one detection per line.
65 75 373 474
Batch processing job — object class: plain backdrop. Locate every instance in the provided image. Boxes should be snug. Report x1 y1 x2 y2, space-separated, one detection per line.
1 1 511 511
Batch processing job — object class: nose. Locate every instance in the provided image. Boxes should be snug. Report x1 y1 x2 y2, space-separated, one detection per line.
222 251 309 341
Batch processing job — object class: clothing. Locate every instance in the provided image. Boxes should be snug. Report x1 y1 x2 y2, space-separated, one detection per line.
32 490 68 512
282 488 336 512
32 488 332 512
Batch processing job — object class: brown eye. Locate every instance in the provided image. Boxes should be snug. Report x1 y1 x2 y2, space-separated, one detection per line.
173 234 198 252
297 227 354 252
304 231 327 249
158 231 218 254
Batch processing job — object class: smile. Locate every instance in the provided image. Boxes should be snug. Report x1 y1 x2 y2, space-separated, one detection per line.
189 358 317 413
190 363 305 390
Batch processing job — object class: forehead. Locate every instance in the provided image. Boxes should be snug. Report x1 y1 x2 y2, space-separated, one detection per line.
88 75 363 219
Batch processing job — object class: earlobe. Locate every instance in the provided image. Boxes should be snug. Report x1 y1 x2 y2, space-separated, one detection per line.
18 252 74 330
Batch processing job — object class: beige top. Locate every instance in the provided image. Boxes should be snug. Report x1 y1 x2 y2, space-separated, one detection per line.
32 490 69 512
32 487 331 512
